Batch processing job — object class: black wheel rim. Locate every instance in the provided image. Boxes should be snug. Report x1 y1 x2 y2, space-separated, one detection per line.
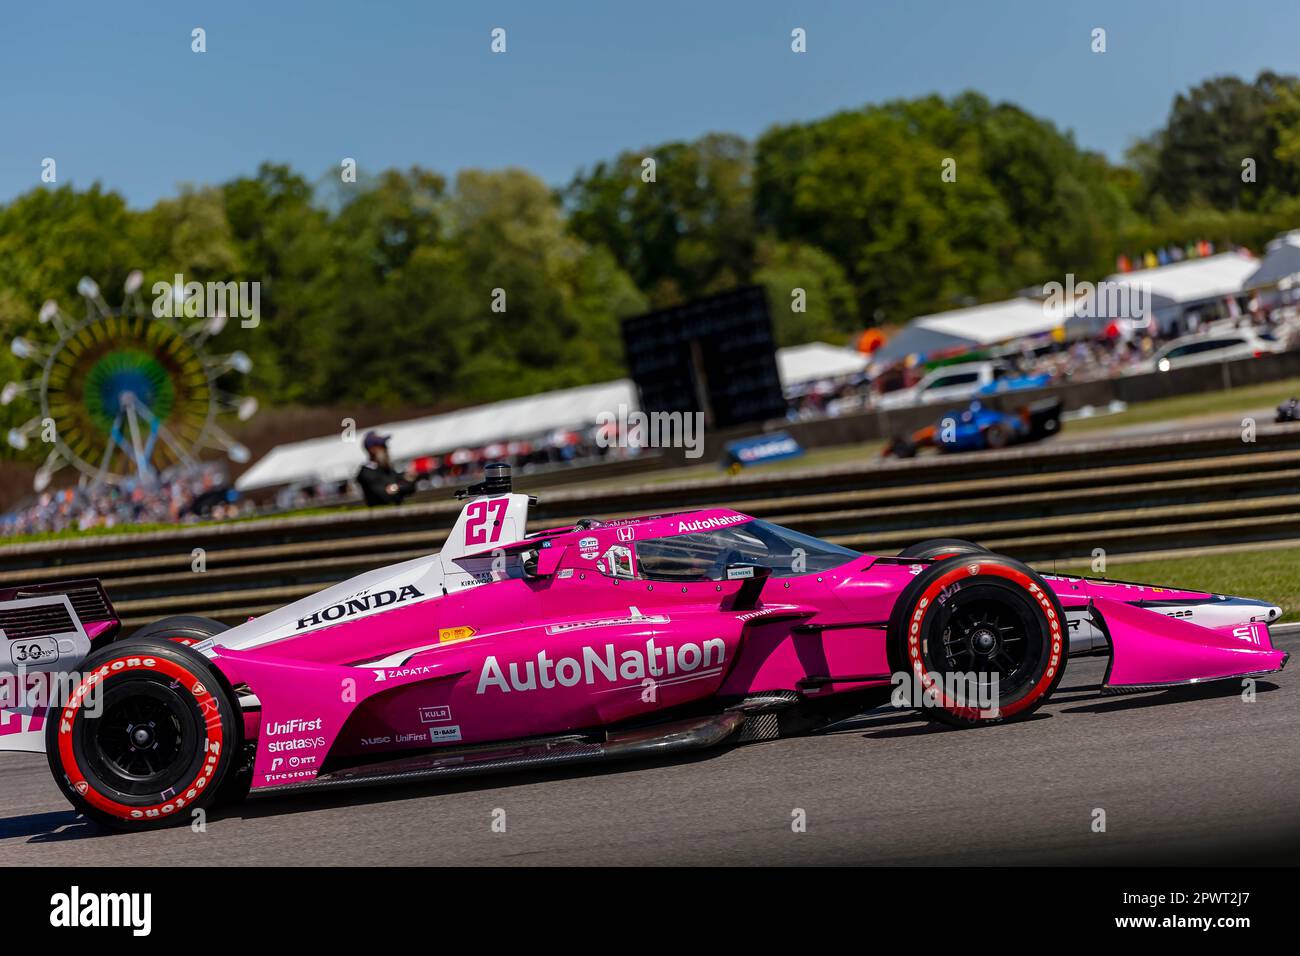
78 678 203 798
928 585 1046 702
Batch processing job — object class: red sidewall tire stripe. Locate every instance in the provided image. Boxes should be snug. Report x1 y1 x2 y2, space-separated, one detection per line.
906 561 1064 721
56 653 225 823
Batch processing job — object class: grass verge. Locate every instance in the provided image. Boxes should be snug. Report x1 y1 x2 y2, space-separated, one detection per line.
1049 545 1300 623
1064 375 1300 432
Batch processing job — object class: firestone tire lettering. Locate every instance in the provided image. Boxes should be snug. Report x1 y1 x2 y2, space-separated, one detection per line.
50 651 233 825
889 556 1067 726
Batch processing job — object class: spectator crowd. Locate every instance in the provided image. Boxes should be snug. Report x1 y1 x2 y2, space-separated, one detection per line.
0 463 249 536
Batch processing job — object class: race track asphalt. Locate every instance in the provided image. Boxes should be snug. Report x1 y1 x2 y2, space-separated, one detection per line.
2 628 1297 867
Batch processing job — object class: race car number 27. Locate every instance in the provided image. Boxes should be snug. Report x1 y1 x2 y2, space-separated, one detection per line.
464 498 510 546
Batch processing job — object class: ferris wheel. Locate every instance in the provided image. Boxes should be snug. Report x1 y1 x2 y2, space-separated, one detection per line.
2 272 258 492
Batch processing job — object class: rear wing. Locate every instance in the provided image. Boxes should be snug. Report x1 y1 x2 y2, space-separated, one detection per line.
0 578 120 754
0 578 121 645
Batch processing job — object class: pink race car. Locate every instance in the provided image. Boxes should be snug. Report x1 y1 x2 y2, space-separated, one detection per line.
0 464 1288 830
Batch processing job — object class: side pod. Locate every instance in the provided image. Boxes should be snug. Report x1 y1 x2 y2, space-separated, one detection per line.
1094 596 1289 691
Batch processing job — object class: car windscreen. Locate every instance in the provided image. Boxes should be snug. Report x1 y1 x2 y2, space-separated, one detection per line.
926 372 980 389
635 519 860 582
1168 338 1242 359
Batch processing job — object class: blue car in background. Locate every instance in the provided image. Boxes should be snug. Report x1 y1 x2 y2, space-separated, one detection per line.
884 397 1063 458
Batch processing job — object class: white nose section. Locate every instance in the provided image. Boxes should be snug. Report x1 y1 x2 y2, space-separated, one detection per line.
1217 596 1283 624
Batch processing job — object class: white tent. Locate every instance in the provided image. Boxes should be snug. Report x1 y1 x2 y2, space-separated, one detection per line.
1246 231 1300 289
1101 251 1257 333
874 298 1059 363
874 252 1261 365
912 298 1060 344
1105 251 1256 304
776 342 869 386
235 378 637 492
239 342 885 492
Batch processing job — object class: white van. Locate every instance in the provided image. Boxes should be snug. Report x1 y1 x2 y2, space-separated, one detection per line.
874 361 1008 410
1148 329 1283 373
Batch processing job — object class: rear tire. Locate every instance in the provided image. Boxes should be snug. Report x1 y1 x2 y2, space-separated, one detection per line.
984 422 1011 449
127 614 228 647
886 553 1067 727
45 641 239 831
123 615 253 803
897 538 988 561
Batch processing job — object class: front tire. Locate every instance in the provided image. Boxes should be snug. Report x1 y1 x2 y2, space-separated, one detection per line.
887 554 1067 727
45 642 239 830
897 538 988 561
886 434 917 458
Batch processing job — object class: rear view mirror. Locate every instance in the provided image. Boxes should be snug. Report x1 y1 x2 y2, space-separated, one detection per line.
522 544 568 579
521 549 540 578
725 564 771 610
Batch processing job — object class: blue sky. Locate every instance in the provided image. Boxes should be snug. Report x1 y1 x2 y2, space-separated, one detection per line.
3 0 1300 207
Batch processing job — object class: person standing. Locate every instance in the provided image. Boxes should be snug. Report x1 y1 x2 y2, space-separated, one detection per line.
356 431 415 506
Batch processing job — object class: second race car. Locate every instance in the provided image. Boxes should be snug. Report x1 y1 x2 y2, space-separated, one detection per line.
883 397 1063 458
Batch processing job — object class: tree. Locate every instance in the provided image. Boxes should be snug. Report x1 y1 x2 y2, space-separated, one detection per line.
138 185 239 277
1135 72 1300 211
305 167 646 406
447 168 645 400
220 164 335 402
754 92 1133 324
317 167 459 405
753 239 859 346
565 133 755 307
756 100 1012 323
0 185 144 318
